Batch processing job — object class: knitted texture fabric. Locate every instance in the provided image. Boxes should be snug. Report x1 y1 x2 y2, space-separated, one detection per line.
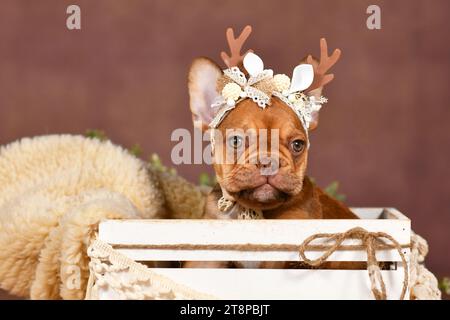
157 170 206 219
409 232 441 299
0 135 204 299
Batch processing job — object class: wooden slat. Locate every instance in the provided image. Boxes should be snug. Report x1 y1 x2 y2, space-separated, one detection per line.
98 268 409 300
98 208 410 262
351 207 409 220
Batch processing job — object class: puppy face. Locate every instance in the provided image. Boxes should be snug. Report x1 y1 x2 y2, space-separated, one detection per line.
188 58 322 210
212 98 308 210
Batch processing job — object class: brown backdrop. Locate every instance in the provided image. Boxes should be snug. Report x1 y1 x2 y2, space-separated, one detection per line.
0 0 449 299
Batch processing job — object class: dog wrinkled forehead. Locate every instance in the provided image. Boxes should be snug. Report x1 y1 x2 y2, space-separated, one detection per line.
208 25 341 142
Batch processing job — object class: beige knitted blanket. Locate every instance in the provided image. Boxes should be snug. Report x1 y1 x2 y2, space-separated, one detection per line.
0 135 205 299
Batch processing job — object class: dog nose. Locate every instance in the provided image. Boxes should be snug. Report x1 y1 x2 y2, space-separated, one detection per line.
257 155 280 176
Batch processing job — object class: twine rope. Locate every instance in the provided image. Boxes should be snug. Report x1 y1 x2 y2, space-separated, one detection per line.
297 227 408 300
110 227 408 300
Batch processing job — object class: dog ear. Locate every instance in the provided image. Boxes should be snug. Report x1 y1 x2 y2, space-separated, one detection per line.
188 58 222 131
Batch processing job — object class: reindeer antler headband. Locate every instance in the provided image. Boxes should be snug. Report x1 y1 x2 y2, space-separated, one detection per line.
209 26 341 134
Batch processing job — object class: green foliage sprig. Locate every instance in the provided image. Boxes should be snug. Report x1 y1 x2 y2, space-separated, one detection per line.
85 129 108 141
199 172 217 187
323 181 346 202
439 277 450 295
149 153 177 175
129 144 143 157
310 178 346 202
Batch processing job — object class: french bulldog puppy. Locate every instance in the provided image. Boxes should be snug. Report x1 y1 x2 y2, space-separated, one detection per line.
184 27 357 269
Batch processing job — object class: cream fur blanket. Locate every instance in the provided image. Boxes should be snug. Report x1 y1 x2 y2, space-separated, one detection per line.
0 135 205 299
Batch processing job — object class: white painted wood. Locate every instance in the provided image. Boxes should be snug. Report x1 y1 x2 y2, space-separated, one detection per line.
98 267 409 300
351 207 384 219
99 208 410 262
94 208 411 300
352 207 409 220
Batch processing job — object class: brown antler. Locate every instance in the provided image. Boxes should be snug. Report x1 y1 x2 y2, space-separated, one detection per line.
305 38 341 92
220 25 253 68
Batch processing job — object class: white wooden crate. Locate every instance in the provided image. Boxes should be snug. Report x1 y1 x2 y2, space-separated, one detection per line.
93 208 411 300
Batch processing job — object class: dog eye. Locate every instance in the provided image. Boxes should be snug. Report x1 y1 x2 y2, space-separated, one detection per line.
228 135 243 149
290 139 305 153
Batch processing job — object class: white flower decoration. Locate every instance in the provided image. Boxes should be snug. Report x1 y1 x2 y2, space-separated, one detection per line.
221 82 243 106
273 74 291 93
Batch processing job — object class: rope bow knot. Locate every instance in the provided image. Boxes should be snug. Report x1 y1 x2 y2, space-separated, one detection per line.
298 227 409 300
